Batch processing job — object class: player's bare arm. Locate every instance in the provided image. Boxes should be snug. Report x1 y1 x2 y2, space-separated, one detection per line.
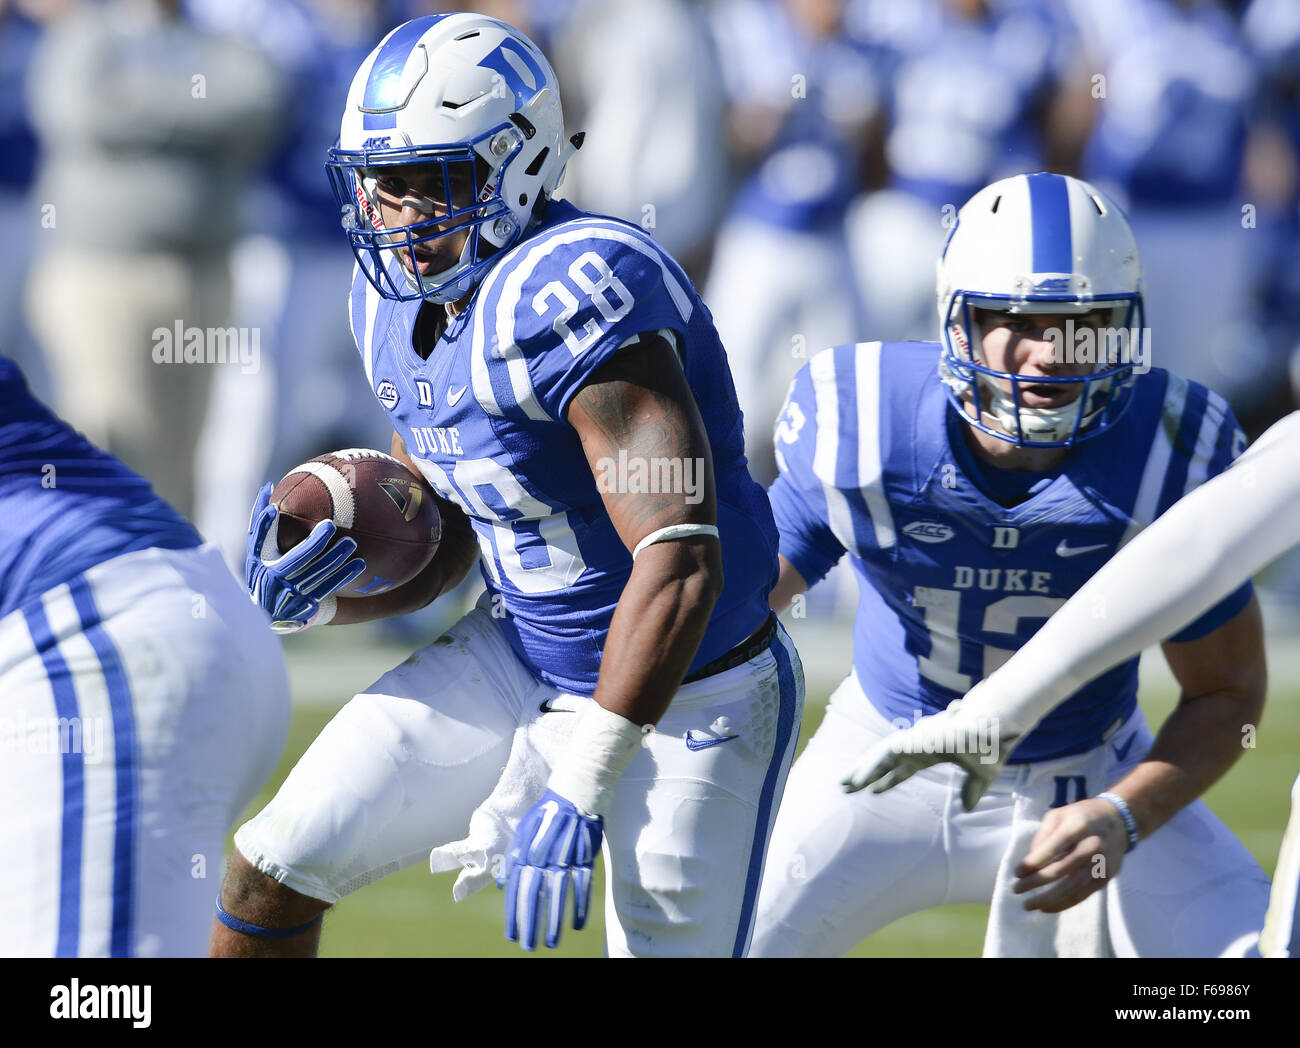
566 331 723 728
321 434 479 626
502 333 736 949
769 554 809 615
1014 595 1267 912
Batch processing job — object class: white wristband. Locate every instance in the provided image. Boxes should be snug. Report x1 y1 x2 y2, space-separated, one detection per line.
632 524 719 560
547 702 650 817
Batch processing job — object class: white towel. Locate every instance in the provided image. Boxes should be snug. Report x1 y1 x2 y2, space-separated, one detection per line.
428 700 556 902
982 749 1113 958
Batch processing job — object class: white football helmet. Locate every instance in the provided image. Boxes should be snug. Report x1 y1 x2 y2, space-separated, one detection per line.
327 13 580 303
937 173 1145 446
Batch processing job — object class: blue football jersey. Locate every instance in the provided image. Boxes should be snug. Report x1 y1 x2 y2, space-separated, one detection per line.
349 200 778 693
0 357 200 618
852 0 1077 207
770 341 1253 762
1076 0 1255 206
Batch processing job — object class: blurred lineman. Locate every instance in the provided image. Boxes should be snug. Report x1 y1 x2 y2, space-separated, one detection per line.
211 13 802 958
704 0 875 482
187 0 395 570
847 0 1080 344
24 0 282 517
753 172 1270 957
1065 0 1258 413
0 356 288 957
853 409 1300 958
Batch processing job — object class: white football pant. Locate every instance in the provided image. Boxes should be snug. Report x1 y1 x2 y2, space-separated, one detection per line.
235 605 804 957
0 545 290 957
752 671 1270 957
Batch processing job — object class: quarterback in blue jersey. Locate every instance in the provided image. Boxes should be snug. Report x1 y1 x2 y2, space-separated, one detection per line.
211 13 802 958
851 409 1300 958
751 172 1270 957
0 357 288 956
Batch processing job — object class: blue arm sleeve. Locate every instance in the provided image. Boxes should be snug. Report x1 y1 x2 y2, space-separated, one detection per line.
768 358 848 587
769 472 846 587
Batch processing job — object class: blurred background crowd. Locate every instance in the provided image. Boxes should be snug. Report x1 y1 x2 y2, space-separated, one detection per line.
4 0 1300 603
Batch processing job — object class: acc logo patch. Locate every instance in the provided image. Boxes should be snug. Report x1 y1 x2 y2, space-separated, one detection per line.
903 520 955 544
376 379 400 410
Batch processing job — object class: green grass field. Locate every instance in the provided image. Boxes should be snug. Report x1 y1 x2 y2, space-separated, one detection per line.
227 632 1300 958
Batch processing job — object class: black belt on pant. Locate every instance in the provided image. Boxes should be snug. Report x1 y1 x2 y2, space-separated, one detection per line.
680 614 778 685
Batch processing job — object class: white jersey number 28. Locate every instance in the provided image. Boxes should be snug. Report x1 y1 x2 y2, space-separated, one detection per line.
532 251 634 357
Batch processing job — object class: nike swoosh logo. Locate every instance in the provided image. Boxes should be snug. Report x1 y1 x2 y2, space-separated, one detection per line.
684 730 741 752
1112 734 1136 762
1056 540 1109 558
447 385 468 407
539 699 572 714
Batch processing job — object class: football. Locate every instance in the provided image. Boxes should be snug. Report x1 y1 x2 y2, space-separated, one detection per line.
271 448 442 597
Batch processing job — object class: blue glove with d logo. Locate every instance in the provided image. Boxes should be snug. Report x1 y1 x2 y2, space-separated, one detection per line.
244 482 366 633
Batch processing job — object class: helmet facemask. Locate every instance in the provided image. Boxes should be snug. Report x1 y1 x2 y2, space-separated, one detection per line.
327 123 527 304
938 291 1143 447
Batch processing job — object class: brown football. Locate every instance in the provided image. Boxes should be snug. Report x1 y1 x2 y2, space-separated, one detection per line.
271 448 442 598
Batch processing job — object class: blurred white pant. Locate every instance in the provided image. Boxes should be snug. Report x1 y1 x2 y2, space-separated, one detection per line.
704 217 861 483
752 671 1270 957
26 248 232 518
846 188 950 344
1129 203 1258 409
193 235 393 573
0 545 289 957
235 606 804 957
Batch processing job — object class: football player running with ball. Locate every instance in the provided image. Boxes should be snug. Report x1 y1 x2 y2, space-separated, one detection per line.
211 13 802 958
751 172 1270 957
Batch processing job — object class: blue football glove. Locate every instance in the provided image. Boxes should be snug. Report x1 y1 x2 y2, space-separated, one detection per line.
244 482 366 634
501 788 603 950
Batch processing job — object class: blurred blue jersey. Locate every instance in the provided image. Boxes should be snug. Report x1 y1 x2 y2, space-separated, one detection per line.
769 341 1252 762
0 8 39 190
853 0 1076 207
0 358 199 618
1076 0 1255 206
710 0 877 230
349 200 778 693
